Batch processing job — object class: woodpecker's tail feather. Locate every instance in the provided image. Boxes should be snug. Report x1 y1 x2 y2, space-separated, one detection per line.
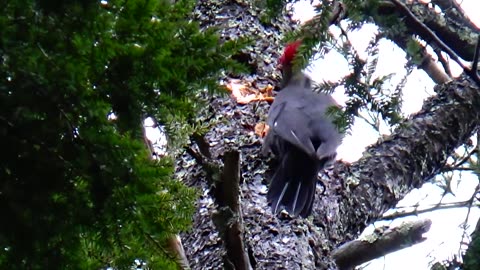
267 144 319 218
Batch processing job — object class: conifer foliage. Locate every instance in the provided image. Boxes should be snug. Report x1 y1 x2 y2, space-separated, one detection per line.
0 0 243 268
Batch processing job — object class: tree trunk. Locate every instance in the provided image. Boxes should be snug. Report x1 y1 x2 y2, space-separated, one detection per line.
179 1 480 269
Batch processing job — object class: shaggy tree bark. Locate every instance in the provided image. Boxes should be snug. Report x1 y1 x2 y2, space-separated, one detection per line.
178 1 480 269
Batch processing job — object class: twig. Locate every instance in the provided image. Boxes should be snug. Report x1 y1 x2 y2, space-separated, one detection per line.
442 166 474 172
301 0 348 42
441 147 477 172
382 200 480 220
458 183 480 255
453 148 477 168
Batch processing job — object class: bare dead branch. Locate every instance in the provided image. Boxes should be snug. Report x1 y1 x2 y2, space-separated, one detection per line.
165 235 191 270
143 126 155 158
332 219 432 270
327 1 346 25
380 0 478 61
441 147 477 172
418 44 452 84
185 145 252 270
211 150 253 270
143 125 191 269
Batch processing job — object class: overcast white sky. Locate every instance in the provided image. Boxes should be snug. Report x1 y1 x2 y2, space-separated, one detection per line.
292 1 480 269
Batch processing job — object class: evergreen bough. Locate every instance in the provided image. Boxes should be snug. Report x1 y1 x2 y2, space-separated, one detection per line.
0 0 244 268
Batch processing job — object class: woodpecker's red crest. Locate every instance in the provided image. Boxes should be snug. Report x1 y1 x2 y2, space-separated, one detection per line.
279 40 302 66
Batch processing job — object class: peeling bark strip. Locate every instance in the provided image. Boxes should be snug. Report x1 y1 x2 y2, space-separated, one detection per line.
334 76 480 226
331 219 432 269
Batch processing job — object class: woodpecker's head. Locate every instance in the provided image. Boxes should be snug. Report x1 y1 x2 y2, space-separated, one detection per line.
278 40 302 87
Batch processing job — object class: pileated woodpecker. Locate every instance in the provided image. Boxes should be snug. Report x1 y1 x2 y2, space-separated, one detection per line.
262 41 343 217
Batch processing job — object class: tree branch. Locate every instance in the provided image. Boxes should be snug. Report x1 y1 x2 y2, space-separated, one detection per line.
186 146 252 270
434 48 453 78
211 150 253 270
332 219 432 270
382 200 480 220
417 41 452 84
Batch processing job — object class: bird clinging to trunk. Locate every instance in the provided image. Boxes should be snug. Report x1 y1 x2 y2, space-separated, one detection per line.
262 40 343 217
